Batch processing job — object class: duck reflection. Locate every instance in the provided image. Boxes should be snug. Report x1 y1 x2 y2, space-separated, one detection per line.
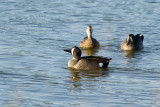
122 49 144 58
68 68 109 82
123 50 136 58
81 47 99 56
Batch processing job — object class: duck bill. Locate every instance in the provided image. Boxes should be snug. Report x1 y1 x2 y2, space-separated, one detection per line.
126 41 130 45
127 39 133 45
127 35 134 45
64 49 71 53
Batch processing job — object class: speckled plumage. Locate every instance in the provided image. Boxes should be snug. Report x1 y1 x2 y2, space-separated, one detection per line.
80 26 99 49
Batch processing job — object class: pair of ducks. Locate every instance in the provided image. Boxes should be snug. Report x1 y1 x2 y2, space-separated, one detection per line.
64 26 144 70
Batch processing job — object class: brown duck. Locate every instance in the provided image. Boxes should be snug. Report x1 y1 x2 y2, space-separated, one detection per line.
64 46 111 70
80 26 99 49
121 34 144 51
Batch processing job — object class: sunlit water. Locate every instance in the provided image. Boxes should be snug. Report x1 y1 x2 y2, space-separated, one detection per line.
0 0 160 106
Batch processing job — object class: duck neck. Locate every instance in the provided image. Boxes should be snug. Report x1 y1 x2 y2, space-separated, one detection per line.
87 31 92 39
72 57 80 62
72 55 80 61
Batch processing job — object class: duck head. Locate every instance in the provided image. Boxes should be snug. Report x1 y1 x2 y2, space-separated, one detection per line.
126 34 134 45
64 46 82 60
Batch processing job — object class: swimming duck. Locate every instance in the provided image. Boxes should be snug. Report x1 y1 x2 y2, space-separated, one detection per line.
64 46 112 70
121 34 144 51
80 25 100 49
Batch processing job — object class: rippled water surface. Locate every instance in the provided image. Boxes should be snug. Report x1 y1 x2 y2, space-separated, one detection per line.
0 0 160 106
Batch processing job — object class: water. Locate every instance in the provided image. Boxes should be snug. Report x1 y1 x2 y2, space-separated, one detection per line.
0 0 160 106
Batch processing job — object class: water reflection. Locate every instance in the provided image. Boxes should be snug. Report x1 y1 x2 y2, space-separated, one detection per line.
122 50 136 58
68 68 109 82
81 47 99 56
122 50 145 58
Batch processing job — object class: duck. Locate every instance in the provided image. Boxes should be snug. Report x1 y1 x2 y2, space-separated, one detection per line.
64 46 112 70
121 34 144 51
80 25 100 49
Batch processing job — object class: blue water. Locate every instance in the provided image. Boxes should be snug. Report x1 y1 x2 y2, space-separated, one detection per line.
0 0 160 106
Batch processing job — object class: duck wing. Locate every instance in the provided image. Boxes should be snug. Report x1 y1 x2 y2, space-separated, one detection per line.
80 37 88 44
81 56 112 63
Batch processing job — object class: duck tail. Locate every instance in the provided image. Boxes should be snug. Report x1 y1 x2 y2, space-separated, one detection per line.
102 58 112 68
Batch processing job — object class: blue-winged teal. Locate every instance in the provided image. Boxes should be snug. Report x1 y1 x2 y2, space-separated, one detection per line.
64 46 112 70
121 34 144 51
80 26 99 49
